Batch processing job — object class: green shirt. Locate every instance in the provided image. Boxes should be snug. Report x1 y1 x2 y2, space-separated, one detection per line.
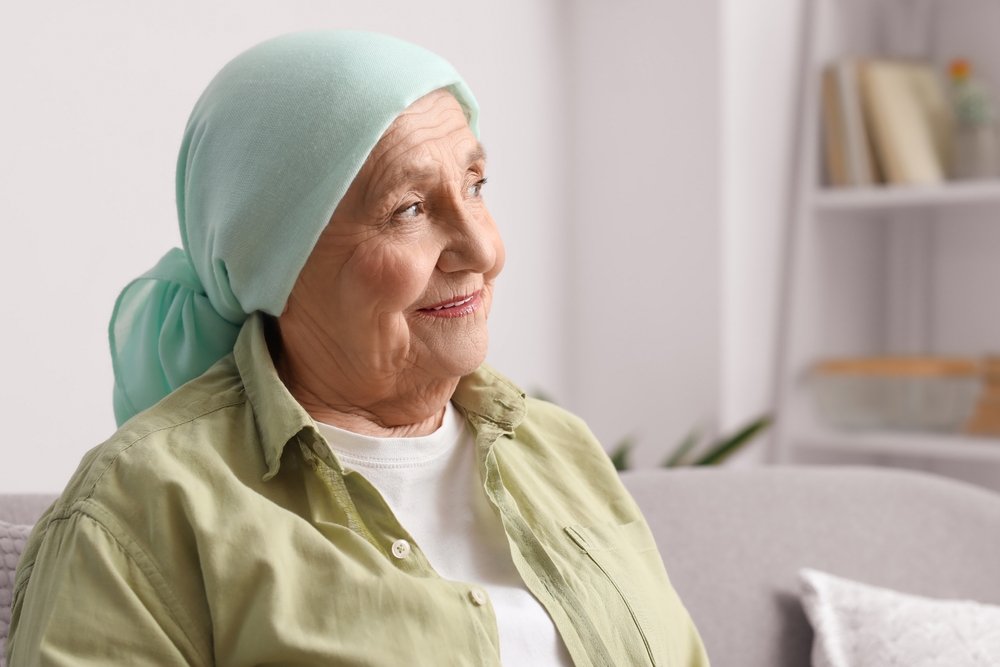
9 313 708 667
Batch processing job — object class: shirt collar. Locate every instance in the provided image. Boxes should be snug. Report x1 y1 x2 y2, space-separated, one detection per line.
234 312 528 480
450 363 527 433
234 312 316 480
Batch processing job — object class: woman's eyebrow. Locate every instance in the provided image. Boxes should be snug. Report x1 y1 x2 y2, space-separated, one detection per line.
467 143 487 165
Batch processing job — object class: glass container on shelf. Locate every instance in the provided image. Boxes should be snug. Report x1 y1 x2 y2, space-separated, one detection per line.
812 357 982 432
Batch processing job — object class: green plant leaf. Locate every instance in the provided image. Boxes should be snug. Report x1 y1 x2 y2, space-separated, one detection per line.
609 436 634 471
692 414 771 466
662 427 702 467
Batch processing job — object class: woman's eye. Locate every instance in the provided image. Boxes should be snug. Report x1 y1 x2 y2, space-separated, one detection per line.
397 202 420 218
468 177 488 198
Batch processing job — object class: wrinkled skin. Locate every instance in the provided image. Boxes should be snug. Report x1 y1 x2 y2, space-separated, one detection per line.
274 89 505 437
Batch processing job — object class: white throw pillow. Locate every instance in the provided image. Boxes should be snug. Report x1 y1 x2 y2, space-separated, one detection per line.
799 568 1000 667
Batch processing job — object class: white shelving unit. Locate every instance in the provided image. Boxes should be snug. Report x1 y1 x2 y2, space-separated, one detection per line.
815 180 1000 210
798 428 1000 462
770 0 1000 482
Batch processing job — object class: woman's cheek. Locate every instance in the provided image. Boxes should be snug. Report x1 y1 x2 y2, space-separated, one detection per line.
355 249 433 312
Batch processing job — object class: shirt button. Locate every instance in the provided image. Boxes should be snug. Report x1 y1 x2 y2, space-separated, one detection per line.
470 587 488 606
391 539 411 559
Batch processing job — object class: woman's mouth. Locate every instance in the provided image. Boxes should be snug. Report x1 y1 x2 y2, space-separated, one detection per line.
417 292 481 318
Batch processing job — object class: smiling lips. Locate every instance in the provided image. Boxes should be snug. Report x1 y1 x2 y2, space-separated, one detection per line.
418 292 481 318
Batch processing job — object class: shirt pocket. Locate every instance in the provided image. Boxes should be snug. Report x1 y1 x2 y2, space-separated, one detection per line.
565 520 681 667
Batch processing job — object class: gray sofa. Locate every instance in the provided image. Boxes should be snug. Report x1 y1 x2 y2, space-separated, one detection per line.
0 495 58 527
621 466 1000 666
3 466 1000 666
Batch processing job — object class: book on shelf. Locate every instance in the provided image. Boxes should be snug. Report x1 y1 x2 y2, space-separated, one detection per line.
822 58 952 187
822 61 878 186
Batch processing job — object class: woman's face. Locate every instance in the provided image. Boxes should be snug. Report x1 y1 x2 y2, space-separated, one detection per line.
280 89 505 390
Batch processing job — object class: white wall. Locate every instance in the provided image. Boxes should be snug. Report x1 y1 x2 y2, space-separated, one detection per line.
562 0 807 467
720 0 803 455
0 0 570 492
565 0 724 468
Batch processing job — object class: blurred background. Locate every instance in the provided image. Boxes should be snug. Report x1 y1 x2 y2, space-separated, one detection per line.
4 0 998 493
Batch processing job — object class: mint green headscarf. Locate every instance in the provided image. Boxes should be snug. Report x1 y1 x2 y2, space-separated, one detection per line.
109 31 479 426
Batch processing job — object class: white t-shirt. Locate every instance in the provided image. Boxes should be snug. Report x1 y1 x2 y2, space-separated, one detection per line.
315 402 573 667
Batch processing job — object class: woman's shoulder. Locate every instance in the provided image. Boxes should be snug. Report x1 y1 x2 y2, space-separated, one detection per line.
457 364 610 466
471 370 646 534
517 396 622 483
521 395 594 440
49 354 256 523
457 365 619 484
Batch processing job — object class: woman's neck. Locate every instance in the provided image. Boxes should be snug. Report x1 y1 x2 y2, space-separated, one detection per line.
289 384 453 437
265 315 456 437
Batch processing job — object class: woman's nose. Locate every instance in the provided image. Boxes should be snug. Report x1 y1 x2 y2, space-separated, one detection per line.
437 194 501 275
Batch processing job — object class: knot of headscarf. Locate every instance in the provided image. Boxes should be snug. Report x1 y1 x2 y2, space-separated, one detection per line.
109 31 479 426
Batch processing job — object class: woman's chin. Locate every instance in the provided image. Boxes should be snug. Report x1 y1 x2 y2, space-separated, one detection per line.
422 331 490 379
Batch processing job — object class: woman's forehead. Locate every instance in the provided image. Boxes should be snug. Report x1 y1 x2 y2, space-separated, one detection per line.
385 92 476 153
362 101 485 189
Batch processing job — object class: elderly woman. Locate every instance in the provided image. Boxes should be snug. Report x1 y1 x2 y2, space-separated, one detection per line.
8 32 706 667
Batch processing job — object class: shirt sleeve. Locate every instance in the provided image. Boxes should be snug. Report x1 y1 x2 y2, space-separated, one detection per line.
8 511 207 667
